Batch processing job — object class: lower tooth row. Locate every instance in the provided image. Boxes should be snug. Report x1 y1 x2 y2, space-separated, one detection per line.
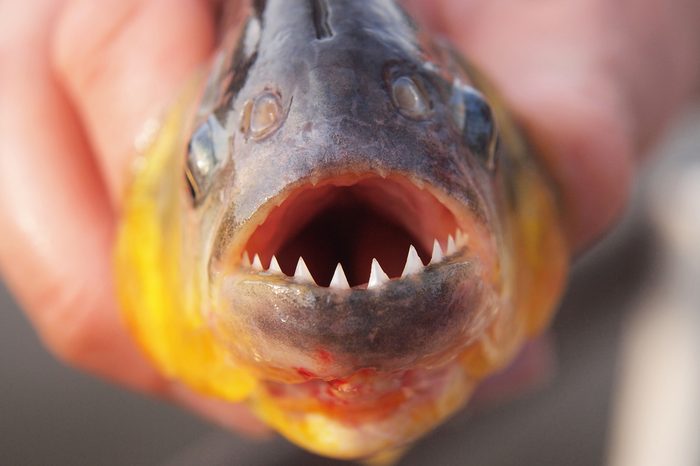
242 228 468 289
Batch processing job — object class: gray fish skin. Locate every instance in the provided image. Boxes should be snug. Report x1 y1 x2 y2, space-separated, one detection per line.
189 0 502 375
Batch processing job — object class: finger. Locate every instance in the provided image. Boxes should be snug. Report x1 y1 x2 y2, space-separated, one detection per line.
52 0 218 207
432 0 635 250
47 0 267 430
0 5 263 427
0 0 164 392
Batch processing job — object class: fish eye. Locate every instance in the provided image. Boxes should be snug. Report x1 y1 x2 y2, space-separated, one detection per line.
185 117 225 204
391 75 432 120
241 92 284 140
452 85 498 170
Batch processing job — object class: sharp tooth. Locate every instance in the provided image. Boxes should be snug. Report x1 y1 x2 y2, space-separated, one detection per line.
252 254 263 271
401 245 424 277
430 239 444 264
242 251 251 268
368 258 390 289
294 257 316 284
447 235 457 255
268 255 283 275
329 263 350 289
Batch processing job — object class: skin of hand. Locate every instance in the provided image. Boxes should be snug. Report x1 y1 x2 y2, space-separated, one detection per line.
0 0 698 435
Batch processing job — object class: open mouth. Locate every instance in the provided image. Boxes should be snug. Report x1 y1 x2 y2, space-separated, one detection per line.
238 175 469 288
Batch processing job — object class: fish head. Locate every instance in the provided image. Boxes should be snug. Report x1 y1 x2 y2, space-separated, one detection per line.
158 0 567 458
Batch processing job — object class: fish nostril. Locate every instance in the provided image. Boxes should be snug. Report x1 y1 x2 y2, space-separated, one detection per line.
391 75 432 120
240 91 284 140
310 0 334 40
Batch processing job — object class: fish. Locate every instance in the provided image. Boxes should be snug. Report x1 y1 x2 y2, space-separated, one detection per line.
115 0 569 461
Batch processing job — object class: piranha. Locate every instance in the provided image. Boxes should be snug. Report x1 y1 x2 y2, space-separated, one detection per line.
116 0 569 461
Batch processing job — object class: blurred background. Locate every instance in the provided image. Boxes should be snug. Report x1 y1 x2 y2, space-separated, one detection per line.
1 106 698 465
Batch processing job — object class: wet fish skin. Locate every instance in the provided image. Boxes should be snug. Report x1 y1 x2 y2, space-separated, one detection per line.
116 0 568 460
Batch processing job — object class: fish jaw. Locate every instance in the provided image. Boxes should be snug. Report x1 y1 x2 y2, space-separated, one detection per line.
208 171 502 380
215 256 496 376
196 171 511 458
211 250 503 459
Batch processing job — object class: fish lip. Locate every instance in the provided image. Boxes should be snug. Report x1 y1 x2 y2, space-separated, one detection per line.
217 253 493 370
211 243 498 381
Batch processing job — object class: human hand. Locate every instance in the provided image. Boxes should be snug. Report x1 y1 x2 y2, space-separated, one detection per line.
0 0 267 435
0 0 698 435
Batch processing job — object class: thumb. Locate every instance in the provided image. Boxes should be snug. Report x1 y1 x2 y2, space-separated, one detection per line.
52 0 219 206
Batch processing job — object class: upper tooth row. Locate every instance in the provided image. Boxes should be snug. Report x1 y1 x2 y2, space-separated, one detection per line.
242 229 468 289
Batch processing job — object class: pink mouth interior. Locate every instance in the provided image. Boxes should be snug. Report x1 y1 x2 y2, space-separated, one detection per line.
242 175 460 287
